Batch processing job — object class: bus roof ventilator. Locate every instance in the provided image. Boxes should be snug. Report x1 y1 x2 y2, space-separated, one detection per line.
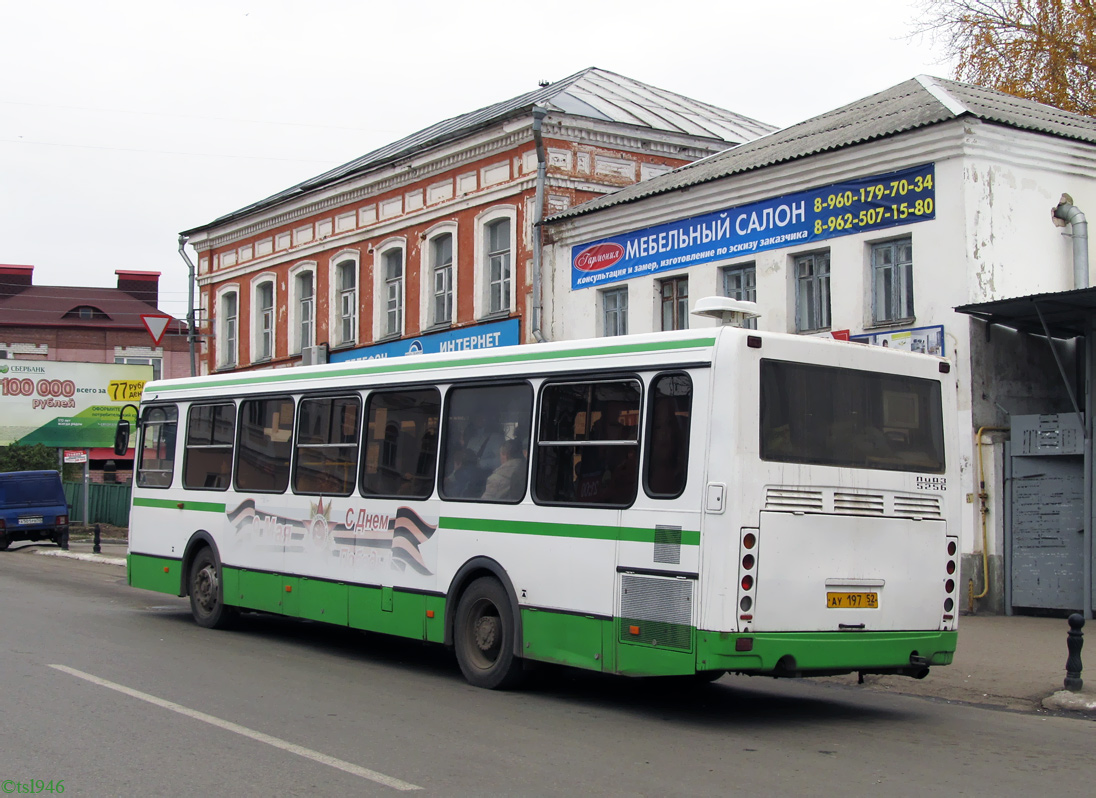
691 296 761 327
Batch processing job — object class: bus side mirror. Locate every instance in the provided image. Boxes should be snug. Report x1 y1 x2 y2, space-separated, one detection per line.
114 419 130 456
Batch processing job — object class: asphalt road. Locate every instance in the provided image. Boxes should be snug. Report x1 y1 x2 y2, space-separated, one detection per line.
2 547 1094 797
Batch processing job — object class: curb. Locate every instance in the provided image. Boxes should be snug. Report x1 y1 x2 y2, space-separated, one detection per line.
35 549 126 567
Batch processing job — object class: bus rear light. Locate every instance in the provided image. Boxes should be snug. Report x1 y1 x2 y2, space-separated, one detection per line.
739 596 752 612
943 613 954 620
947 541 957 556
945 579 955 593
628 625 641 636
946 560 956 575
747 336 762 349
739 614 753 621
743 532 756 550
944 598 954 613
742 553 755 570
741 575 754 591
735 637 754 651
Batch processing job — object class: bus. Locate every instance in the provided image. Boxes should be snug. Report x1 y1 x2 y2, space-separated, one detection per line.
118 313 959 689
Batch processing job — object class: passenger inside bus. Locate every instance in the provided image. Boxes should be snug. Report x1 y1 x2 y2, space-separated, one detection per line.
481 438 527 501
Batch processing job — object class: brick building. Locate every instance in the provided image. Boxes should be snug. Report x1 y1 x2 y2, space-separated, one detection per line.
0 265 187 378
181 68 774 372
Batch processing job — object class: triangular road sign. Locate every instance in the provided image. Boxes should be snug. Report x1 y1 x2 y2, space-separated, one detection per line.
141 314 172 346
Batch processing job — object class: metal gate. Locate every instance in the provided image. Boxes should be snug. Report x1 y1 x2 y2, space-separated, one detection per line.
1006 414 1085 612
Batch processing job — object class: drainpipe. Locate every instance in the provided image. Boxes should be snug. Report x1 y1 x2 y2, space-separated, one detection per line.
177 234 197 377
530 105 548 343
1053 194 1089 289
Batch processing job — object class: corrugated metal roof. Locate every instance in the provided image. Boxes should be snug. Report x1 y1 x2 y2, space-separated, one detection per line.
547 75 1096 223
955 285 1096 339
183 67 775 236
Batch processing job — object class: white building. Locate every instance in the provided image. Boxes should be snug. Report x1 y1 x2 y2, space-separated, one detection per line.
541 76 1096 615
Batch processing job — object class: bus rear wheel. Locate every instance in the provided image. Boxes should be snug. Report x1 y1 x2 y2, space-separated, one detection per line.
454 577 524 690
188 548 236 630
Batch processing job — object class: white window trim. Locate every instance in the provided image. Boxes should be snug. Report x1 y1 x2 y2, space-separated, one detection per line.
373 238 406 340
600 286 629 337
250 272 277 363
474 206 517 320
328 249 360 348
288 261 317 355
214 283 240 370
420 222 458 330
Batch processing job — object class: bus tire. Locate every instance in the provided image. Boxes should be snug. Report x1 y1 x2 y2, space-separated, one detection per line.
188 547 236 630
454 576 524 690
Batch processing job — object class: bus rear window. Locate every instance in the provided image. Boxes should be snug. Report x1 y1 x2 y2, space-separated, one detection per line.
760 360 945 473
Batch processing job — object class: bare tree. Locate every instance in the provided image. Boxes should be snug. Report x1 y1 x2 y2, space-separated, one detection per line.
919 0 1096 114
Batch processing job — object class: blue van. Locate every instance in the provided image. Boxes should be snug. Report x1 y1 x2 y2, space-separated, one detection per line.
0 470 69 550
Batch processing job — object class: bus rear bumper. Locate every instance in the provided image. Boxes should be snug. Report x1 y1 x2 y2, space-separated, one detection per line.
697 629 957 677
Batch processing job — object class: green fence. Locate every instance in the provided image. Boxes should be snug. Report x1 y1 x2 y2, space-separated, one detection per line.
63 482 132 528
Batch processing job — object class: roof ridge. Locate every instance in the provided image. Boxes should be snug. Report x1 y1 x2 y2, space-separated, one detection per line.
915 74 968 117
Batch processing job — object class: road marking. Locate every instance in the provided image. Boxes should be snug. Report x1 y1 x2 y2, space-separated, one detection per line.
49 664 422 791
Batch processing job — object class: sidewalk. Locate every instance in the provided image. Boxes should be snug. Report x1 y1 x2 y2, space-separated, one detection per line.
26 541 1096 716
829 614 1096 715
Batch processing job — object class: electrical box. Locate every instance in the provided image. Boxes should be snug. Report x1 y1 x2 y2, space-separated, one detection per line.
1010 413 1085 457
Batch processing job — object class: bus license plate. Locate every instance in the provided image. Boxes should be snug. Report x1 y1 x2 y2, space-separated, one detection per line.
18 516 43 525
827 592 878 609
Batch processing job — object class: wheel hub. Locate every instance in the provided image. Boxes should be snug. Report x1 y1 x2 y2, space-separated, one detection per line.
473 615 499 652
194 565 218 612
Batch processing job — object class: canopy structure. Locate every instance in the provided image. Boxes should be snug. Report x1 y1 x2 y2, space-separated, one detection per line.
956 288 1095 618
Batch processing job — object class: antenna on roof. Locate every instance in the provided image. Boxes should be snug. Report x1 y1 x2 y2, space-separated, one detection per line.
691 296 761 328
538 79 550 88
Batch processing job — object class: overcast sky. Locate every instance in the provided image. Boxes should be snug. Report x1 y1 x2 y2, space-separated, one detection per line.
1 0 953 320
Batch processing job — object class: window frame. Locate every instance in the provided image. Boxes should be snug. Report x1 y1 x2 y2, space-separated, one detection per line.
216 285 239 369
234 395 295 494
330 252 359 348
659 275 689 331
870 237 914 325
794 250 831 333
474 207 517 319
532 376 642 508
429 231 455 327
721 262 757 330
183 402 237 491
293 394 361 496
601 287 628 337
643 372 693 499
251 274 276 362
288 262 317 354
373 239 406 340
360 387 440 499
136 404 178 489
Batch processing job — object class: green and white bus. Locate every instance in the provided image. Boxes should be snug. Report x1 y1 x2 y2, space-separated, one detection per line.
120 314 959 688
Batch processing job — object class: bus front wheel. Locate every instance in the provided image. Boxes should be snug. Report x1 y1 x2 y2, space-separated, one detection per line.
188 548 236 630
454 577 524 690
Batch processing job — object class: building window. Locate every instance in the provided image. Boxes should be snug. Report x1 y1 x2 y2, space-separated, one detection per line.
871 238 914 324
255 280 274 361
722 263 757 330
660 276 689 331
486 218 511 314
115 355 162 381
335 259 357 346
795 251 830 332
291 267 316 354
431 233 453 326
383 247 404 337
219 290 238 368
602 287 628 336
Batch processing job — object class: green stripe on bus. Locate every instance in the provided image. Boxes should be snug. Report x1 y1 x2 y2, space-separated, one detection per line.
441 516 700 546
133 497 226 513
152 336 717 394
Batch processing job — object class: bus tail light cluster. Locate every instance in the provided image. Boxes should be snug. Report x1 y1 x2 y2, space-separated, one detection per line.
737 529 759 629
943 536 959 621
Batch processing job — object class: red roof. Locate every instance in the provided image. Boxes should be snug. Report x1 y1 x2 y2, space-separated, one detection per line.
0 284 184 333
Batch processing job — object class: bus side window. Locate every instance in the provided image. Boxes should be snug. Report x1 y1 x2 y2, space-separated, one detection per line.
361 389 440 499
534 379 640 507
183 403 236 491
236 397 294 493
137 405 179 488
293 396 361 496
644 373 692 499
440 383 532 503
